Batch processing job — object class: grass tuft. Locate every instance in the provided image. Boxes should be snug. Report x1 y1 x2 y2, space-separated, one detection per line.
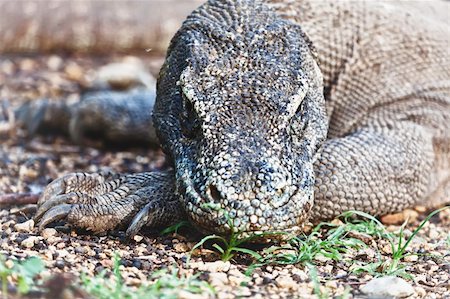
189 207 449 281
188 204 285 264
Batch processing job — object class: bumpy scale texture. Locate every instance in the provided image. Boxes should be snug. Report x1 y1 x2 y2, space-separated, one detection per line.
34 0 450 237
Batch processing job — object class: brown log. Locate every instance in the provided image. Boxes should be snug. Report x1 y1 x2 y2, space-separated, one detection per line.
0 192 40 205
0 0 201 54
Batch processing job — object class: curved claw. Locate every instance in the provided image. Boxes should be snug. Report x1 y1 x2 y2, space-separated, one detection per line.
38 177 67 205
126 202 153 239
35 192 78 221
38 204 73 231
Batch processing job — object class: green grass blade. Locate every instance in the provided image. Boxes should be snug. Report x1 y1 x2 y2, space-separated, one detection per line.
160 221 191 235
188 235 227 265
398 206 449 258
230 247 263 260
212 243 225 255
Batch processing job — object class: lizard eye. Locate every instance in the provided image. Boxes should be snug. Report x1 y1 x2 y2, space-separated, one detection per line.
180 93 201 139
290 100 308 135
295 101 304 116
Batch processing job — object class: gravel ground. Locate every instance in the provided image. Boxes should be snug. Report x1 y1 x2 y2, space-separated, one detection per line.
0 54 449 298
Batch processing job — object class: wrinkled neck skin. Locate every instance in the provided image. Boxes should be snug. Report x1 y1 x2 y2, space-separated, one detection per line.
154 0 328 237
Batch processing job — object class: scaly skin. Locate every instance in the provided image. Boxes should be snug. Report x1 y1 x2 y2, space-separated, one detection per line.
16 90 158 147
33 0 450 237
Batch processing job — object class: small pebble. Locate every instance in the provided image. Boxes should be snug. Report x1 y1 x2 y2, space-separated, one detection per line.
190 261 231 272
228 269 247 286
47 55 63 71
92 58 155 90
275 276 297 290
360 276 415 298
174 242 189 252
35 242 47 250
75 246 87 255
132 259 142 269
14 219 34 232
19 59 36 72
56 242 66 249
133 235 144 242
45 236 61 244
55 260 65 270
41 228 57 239
415 286 427 297
209 272 228 286
404 254 418 262
21 236 39 248
64 62 84 82
262 277 273 285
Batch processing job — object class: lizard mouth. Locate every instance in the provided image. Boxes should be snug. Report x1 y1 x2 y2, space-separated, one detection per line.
180 176 312 235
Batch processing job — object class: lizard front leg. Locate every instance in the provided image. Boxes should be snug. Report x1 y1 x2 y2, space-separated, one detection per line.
34 170 184 238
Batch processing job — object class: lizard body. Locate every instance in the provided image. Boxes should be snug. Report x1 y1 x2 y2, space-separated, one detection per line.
30 0 449 236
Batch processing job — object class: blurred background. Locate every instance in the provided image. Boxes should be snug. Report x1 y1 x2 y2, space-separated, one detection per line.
0 1 202 54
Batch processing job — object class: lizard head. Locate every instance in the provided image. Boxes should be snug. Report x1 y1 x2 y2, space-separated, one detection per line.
154 0 327 236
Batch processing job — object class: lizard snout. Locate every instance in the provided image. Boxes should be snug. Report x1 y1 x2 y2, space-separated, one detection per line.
202 159 294 210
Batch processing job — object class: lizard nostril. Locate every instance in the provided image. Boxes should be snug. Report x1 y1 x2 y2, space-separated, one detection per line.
208 184 223 202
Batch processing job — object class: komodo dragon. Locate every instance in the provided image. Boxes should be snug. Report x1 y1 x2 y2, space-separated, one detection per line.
27 0 450 237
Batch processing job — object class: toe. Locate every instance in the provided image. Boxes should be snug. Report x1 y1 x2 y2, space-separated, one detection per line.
66 196 141 233
35 192 88 221
126 202 154 239
38 175 68 205
38 173 96 204
38 204 73 231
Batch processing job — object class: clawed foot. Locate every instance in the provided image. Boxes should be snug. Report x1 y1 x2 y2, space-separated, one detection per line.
34 170 182 238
